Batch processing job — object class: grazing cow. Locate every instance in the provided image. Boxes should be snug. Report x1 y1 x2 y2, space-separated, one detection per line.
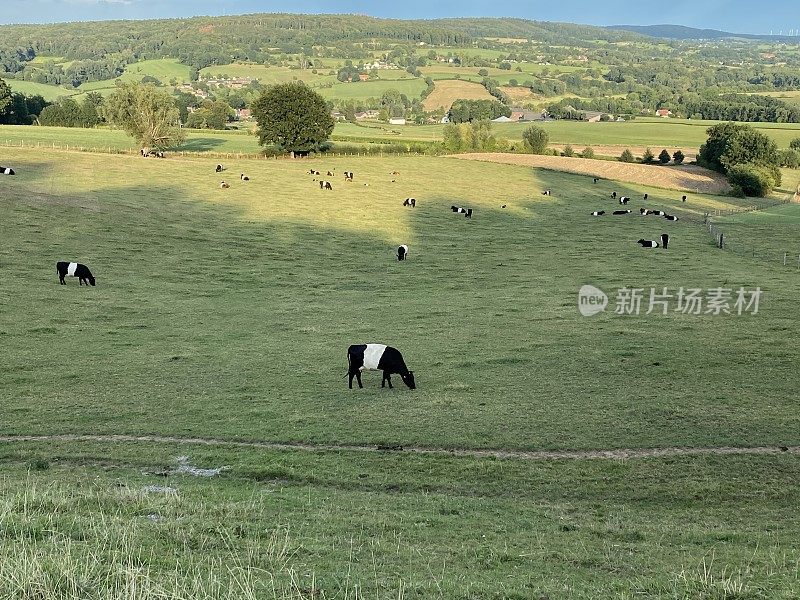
661 233 670 249
451 205 459 212
637 239 660 248
640 208 651 216
619 196 631 205
593 177 599 183
591 210 605 216
453 207 472 217
344 171 354 181
240 173 249 181
1 166 15 175
397 244 408 261
390 171 400 175
651 210 665 216
465 208 473 218
402 198 416 207
319 180 333 190
327 171 334 176
682 195 687 202
220 181 230 189
611 191 617 199
612 209 631 215
664 214 679 221
501 204 507 208
307 169 320 175
56 262 95 286
347 344 416 389
215 164 224 173
154 151 165 158
542 189 552 196
643 193 649 200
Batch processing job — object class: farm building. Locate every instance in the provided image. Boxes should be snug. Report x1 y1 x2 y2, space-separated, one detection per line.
388 117 407 125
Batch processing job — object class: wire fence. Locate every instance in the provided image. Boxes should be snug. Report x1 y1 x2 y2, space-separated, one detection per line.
701 197 800 268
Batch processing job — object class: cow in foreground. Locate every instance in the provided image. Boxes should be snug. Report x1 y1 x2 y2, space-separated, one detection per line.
347 344 416 389
215 164 224 173
319 180 333 190
397 244 408 261
637 239 660 248
57 262 95 286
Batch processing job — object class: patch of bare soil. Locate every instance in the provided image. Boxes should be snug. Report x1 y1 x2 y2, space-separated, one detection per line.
450 152 730 194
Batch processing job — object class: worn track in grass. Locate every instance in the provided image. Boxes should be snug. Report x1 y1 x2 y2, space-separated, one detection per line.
1 434 797 461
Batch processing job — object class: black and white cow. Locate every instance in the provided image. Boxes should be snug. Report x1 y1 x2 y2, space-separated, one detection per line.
453 207 472 218
1 166 15 175
664 214 679 221
619 196 631 205
643 193 649 200
397 244 408 261
651 210 665 216
593 177 599 184
681 195 687 202
661 233 670 249
403 198 416 207
240 173 249 181
220 181 230 189
451 205 459 212
56 261 95 286
327 170 334 176
308 169 320 175
542 189 552 196
591 210 605 216
344 171 354 181
637 239 660 248
612 209 631 215
640 208 652 216
611 191 617 199
154 151 165 158
347 344 416 389
319 180 333 190
215 164 224 173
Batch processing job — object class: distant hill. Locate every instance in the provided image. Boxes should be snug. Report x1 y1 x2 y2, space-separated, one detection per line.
608 24 799 41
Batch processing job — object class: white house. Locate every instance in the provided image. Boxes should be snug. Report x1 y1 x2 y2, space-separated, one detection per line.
388 117 406 125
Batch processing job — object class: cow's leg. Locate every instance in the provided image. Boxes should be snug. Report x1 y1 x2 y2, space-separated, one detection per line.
383 372 393 389
356 371 363 389
348 371 354 389
59 276 65 285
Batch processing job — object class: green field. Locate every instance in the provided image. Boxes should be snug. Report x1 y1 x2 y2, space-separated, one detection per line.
318 77 428 100
4 79 79 102
1 147 799 596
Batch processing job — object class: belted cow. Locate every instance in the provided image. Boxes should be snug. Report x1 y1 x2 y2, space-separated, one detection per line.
347 344 416 389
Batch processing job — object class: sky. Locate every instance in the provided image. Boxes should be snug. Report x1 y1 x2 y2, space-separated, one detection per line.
0 0 799 35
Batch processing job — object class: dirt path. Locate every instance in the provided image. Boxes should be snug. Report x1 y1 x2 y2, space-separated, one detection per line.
1 434 796 461
450 152 730 194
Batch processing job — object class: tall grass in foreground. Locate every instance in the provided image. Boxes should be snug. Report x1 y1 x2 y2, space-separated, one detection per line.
0 478 382 600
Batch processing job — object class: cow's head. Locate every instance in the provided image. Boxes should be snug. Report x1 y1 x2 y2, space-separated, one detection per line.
401 371 416 390
88 276 96 286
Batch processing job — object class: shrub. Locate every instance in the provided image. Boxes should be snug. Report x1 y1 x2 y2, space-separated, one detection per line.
658 149 671 164
729 184 747 198
619 148 634 163
790 137 800 151
562 145 574 157
581 146 595 159
522 125 549 154
642 148 655 164
673 150 685 165
778 148 800 169
727 163 779 196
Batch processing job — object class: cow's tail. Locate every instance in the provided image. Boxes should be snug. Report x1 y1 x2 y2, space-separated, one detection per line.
345 349 352 379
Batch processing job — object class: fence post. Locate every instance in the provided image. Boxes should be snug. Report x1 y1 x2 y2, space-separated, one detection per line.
718 233 724 249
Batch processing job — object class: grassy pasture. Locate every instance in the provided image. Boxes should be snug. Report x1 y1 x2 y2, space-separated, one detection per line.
1 148 798 451
4 79 78 101
117 58 191 84
318 77 428 101
1 148 799 597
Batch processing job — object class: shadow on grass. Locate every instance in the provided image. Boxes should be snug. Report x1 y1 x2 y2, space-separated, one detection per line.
176 137 227 152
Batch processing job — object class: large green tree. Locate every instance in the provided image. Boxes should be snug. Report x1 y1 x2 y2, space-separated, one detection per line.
698 122 779 173
0 77 12 116
252 82 334 154
103 82 185 152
